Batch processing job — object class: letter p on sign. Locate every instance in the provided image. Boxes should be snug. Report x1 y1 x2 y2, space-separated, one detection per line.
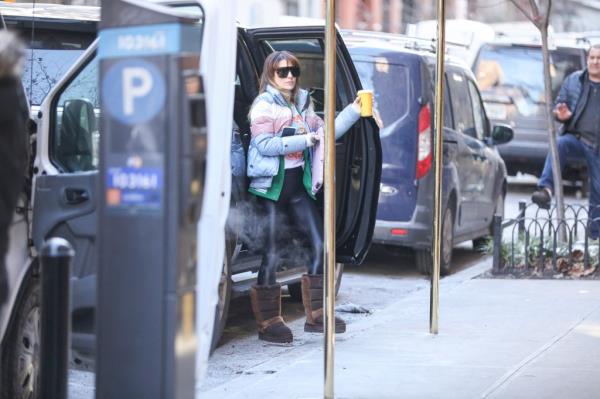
122 67 153 116
103 59 165 125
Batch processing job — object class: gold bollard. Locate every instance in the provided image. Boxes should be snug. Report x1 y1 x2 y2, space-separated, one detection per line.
324 0 336 397
430 0 446 335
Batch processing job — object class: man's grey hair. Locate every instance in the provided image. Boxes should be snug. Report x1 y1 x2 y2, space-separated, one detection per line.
0 30 25 78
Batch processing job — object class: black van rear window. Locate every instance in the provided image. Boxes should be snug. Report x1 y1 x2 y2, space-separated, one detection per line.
352 56 410 135
14 28 95 105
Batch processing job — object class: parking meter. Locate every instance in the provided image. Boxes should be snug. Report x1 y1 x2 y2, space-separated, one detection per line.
96 1 206 397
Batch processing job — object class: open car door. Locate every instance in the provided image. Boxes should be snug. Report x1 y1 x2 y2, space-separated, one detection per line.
32 43 100 360
242 26 382 264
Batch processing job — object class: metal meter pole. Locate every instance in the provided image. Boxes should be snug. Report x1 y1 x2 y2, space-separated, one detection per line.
324 0 336 397
430 0 446 335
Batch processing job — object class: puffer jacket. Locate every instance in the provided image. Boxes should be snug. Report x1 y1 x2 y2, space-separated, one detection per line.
247 84 360 194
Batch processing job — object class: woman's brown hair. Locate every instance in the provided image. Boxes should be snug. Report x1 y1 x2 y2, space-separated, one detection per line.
258 50 301 103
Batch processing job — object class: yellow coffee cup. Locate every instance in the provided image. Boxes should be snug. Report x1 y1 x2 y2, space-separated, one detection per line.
357 89 373 117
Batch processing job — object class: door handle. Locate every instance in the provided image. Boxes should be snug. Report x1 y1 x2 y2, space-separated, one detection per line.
64 188 89 205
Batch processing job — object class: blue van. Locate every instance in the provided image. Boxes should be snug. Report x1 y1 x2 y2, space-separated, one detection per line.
343 30 513 275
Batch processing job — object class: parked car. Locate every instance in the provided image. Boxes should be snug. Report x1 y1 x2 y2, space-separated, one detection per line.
405 19 495 68
0 4 97 398
1 5 381 397
342 30 513 275
472 37 587 180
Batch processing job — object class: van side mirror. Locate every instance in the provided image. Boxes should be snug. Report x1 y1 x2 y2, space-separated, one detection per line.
491 124 513 145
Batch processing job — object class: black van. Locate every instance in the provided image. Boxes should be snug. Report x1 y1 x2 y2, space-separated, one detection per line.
342 30 512 275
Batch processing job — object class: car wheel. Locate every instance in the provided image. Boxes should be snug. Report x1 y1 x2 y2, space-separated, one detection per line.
416 206 454 276
287 263 344 301
1 276 41 399
210 242 232 353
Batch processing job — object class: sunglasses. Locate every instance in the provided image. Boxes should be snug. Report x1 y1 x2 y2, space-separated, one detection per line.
275 66 301 78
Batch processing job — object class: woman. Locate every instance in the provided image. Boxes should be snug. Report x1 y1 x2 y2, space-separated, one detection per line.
247 50 362 343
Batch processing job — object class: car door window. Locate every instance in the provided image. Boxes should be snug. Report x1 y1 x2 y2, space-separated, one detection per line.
467 80 486 140
351 56 409 129
259 38 350 112
447 71 475 137
51 55 99 172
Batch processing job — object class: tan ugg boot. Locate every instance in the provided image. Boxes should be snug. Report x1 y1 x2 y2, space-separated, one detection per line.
301 274 346 333
250 284 293 343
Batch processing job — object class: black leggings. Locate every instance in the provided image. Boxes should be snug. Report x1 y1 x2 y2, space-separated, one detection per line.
256 167 323 286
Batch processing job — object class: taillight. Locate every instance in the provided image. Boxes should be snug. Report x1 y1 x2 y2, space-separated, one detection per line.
416 104 432 179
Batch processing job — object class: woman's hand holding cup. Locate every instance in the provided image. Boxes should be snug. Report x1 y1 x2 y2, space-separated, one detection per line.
357 89 373 117
351 96 362 113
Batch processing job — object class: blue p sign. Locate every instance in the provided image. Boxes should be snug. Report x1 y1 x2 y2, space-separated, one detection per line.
102 59 166 125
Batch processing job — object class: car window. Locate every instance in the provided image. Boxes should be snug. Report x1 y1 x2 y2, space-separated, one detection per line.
426 65 455 129
51 55 99 172
467 80 486 140
261 38 349 112
473 44 584 119
351 56 409 132
447 71 475 136
15 28 95 106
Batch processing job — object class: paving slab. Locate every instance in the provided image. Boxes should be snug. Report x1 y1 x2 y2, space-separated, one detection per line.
202 266 600 399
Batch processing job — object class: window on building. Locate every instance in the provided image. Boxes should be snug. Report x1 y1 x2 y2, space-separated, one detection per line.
286 0 299 15
382 0 391 32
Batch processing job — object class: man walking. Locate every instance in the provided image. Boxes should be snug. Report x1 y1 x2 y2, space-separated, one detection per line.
0 31 29 304
532 45 600 232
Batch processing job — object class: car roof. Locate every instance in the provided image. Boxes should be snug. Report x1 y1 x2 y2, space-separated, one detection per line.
489 34 588 51
0 1 202 24
342 29 471 70
0 2 100 22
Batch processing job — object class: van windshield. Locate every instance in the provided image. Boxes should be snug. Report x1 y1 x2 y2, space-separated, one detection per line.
351 56 410 135
473 44 583 119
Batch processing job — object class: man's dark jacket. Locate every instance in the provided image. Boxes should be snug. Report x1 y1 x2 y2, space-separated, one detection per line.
555 68 598 148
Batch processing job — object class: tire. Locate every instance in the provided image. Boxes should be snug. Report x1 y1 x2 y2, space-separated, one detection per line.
287 263 344 301
416 206 454 276
210 242 232 353
1 277 41 399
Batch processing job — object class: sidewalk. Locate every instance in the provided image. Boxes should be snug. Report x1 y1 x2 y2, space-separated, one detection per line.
202 261 600 399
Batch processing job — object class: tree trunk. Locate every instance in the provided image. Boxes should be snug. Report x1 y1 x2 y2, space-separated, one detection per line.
509 0 565 240
539 14 566 241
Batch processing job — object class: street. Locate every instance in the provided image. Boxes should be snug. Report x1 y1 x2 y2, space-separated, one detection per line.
2 1 599 398
68 176 589 398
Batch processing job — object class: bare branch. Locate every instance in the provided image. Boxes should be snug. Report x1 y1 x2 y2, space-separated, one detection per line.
509 0 535 23
528 0 543 29
540 0 552 29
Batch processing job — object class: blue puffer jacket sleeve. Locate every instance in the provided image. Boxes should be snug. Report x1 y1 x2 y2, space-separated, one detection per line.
334 104 361 140
253 133 308 156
